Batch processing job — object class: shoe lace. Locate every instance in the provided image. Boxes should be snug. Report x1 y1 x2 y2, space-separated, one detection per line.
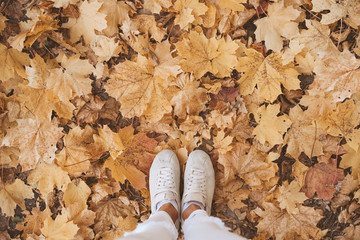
157 167 175 189
186 169 206 194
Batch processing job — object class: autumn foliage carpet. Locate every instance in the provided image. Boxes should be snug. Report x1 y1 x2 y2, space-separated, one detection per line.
1 0 360 239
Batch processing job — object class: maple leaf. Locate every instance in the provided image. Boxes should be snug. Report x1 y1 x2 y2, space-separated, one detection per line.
219 0 246 11
277 180 307 214
312 0 360 26
63 179 91 209
218 142 278 188
0 44 30 82
213 130 233 154
56 125 97 175
106 55 171 119
152 40 181 80
16 208 51 238
176 30 238 79
255 202 322 240
41 214 79 240
252 104 292 147
254 1 301 52
27 162 70 196
207 109 235 129
62 0 107 44
299 90 336 120
302 157 345 200
284 105 324 159
99 0 132 37
340 144 360 180
93 125 125 159
236 49 300 102
91 35 122 62
132 15 166 42
311 50 360 102
0 179 34 216
318 99 360 152
2 118 63 171
170 74 208 119
144 0 172 14
48 53 95 102
173 0 208 29
22 55 75 121
51 0 77 8
0 14 6 32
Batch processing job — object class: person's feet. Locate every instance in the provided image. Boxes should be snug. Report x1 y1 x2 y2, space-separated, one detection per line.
149 150 180 227
181 150 215 221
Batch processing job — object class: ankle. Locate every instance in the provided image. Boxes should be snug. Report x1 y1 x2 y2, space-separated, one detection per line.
158 202 179 224
182 204 201 221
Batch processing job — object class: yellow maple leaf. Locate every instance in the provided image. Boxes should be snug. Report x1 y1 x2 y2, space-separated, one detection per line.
340 144 360 180
27 162 70 196
63 179 91 209
0 44 30 82
91 35 122 62
176 30 238 79
254 1 301 52
237 49 300 102
255 202 322 240
93 125 125 159
56 125 97 175
277 180 307 214
213 130 233 154
311 50 360 102
219 0 246 11
170 74 208 119
62 0 107 44
106 55 171 118
23 55 75 121
284 105 324 159
318 98 360 152
2 118 63 171
0 179 34 216
252 104 292 147
144 0 172 14
99 0 132 37
41 214 79 240
173 0 208 29
48 53 94 102
299 90 336 120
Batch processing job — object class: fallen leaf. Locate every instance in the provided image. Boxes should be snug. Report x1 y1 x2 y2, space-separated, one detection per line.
41 214 79 240
277 180 307 214
0 44 30 82
63 179 91 209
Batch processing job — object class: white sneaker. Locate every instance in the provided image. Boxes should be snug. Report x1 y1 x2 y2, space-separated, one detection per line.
149 150 180 226
182 150 215 217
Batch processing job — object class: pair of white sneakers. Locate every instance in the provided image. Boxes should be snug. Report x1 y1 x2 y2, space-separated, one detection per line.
149 150 215 228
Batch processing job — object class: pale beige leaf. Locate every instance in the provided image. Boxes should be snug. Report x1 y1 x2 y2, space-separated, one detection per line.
0 44 30 82
41 214 79 240
63 179 91 209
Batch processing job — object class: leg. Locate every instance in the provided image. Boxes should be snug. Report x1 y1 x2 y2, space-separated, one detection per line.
182 208 247 240
119 150 181 240
121 211 178 240
181 150 247 240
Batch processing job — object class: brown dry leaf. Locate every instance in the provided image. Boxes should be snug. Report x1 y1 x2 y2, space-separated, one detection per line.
27 162 70 196
65 202 96 240
277 180 307 214
311 50 360 102
41 214 79 240
24 15 59 48
237 49 300 102
51 0 77 8
299 90 336 120
104 157 146 190
106 55 170 118
144 0 172 14
218 142 278 188
93 125 125 159
0 179 34 216
340 144 360 180
215 179 250 211
254 1 301 52
0 43 30 82
284 105 324 159
252 104 292 147
171 73 208 119
17 208 51 238
62 0 107 44
90 181 120 204
0 14 6 32
213 130 233 155
132 15 166 42
207 109 235 130
99 0 132 37
56 125 96 175
48 53 95 102
255 202 322 240
302 157 345 200
91 35 122 62
73 95 106 125
2 118 63 171
318 98 360 152
176 30 238 79
219 0 246 11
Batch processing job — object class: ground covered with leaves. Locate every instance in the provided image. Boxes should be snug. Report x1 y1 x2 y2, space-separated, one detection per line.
0 0 360 239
